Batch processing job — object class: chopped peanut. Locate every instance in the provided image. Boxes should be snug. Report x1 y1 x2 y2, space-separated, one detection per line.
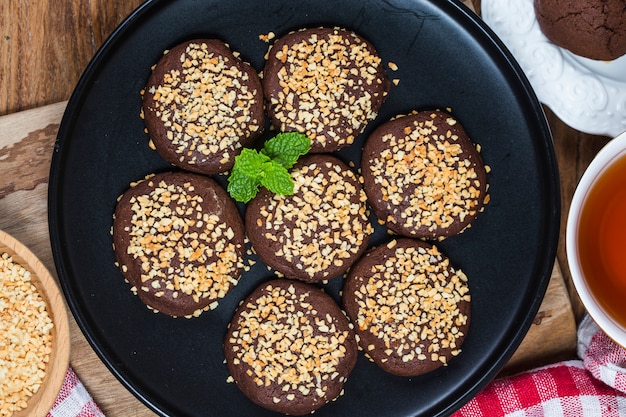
0 252 53 417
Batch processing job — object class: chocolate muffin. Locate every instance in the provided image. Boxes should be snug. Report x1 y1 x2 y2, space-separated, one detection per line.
224 279 358 415
245 154 373 282
112 171 245 318
343 238 471 376
142 39 264 174
263 27 390 153
361 110 488 240
534 0 626 61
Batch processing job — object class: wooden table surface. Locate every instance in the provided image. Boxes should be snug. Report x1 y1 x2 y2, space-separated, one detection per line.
0 0 610 415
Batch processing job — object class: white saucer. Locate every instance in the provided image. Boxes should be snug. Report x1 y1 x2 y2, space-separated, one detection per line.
481 0 626 137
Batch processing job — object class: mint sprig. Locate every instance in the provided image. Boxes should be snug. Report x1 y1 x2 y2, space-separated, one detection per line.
227 133 311 203
261 132 311 168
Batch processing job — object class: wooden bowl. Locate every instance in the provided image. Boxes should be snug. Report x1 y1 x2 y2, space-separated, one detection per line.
0 229 70 417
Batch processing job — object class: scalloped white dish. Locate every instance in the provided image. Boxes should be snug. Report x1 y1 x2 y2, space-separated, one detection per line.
482 0 626 137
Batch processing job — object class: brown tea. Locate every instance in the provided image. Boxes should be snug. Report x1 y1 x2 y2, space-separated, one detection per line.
578 154 626 326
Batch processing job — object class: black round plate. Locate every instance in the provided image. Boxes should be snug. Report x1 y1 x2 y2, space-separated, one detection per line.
48 0 560 416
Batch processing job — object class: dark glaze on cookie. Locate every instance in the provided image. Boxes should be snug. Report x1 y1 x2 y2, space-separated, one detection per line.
263 27 389 153
112 171 245 317
343 238 471 377
245 154 373 282
142 39 264 174
361 110 488 240
224 279 358 415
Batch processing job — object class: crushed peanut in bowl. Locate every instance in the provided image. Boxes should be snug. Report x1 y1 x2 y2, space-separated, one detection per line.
0 252 53 417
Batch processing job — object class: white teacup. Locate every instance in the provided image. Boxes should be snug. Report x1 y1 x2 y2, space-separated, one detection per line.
567 130 626 347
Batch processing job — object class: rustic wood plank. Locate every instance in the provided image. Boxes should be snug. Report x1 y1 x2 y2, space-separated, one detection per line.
501 263 577 376
0 102 64 199
547 106 611 322
0 0 145 115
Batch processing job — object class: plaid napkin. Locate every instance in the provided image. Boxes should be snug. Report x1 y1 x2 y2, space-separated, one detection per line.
454 315 626 417
579 316 626 394
47 367 104 417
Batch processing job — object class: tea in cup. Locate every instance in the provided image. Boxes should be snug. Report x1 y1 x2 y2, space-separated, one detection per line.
567 130 626 346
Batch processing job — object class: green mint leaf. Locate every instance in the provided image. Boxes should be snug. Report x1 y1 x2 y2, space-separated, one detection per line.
227 149 269 203
227 133 311 203
261 132 311 169
232 148 271 178
227 168 260 203
259 161 294 195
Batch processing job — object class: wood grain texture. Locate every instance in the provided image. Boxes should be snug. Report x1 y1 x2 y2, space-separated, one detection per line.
547 107 611 322
0 102 65 199
0 0 145 115
501 262 577 376
0 0 595 415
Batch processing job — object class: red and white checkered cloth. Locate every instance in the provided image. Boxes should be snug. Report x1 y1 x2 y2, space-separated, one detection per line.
47 367 104 417
47 315 626 416
454 315 626 417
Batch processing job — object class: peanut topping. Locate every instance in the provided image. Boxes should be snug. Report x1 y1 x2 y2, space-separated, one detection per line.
258 31 276 43
267 28 388 150
366 111 487 239
352 241 469 366
146 41 262 168
117 174 243 317
251 157 373 280
0 253 53 416
227 281 353 406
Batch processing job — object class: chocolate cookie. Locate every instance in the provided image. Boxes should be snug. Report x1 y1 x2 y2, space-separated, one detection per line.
112 171 245 318
224 279 358 415
142 39 264 174
534 0 626 61
263 27 390 153
245 154 373 282
361 110 488 240
343 238 471 376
